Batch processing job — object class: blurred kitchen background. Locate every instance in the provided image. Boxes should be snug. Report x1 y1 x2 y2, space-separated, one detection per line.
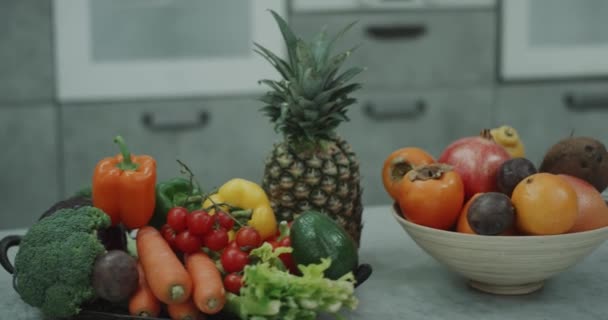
2 0 608 229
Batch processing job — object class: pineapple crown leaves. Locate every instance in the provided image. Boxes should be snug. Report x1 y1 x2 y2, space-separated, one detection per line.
255 10 364 148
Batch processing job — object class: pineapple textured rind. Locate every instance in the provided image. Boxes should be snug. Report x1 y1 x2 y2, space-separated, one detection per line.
257 11 364 245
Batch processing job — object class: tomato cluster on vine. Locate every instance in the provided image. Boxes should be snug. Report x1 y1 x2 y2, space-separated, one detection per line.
161 207 235 253
161 206 268 294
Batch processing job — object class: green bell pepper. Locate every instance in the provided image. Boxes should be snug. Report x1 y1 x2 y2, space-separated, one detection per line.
149 177 200 229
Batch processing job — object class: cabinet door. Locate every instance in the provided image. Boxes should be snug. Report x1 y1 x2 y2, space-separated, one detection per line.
341 88 493 206
290 10 495 91
0 0 54 103
54 0 287 101
495 82 608 166
61 98 276 197
0 105 59 229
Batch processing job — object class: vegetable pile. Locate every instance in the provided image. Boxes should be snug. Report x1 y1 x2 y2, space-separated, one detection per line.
12 135 370 320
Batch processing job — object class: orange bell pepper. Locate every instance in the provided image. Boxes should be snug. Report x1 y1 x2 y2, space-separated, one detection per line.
92 136 157 229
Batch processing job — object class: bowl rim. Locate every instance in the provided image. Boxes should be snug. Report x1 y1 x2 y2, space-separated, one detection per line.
390 202 608 240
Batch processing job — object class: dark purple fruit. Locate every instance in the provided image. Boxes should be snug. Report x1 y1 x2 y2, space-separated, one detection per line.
497 158 538 196
467 192 515 235
92 250 138 303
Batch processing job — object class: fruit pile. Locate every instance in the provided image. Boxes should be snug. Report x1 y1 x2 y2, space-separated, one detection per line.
383 126 608 236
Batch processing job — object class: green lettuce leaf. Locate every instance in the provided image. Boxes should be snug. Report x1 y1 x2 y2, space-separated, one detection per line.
226 243 358 320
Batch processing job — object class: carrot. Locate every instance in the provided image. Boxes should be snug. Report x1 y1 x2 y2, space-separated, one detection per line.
167 299 202 320
136 226 193 304
186 252 226 315
129 263 161 317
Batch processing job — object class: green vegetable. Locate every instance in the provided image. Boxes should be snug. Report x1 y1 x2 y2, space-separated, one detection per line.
13 206 111 318
149 177 200 229
290 210 359 280
225 243 358 320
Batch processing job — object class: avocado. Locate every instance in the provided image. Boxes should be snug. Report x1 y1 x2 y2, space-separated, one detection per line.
290 210 358 280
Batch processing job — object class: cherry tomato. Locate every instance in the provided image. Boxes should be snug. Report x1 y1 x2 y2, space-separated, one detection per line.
382 147 436 200
235 227 262 252
269 238 298 274
221 247 249 273
167 207 189 232
187 210 215 236
160 224 177 249
223 273 243 295
175 230 202 254
216 211 235 230
204 228 229 251
396 163 465 230
227 240 239 249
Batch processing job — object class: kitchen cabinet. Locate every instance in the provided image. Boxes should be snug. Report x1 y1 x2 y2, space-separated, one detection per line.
494 82 608 166
0 0 54 103
0 105 60 229
343 87 493 205
61 97 277 198
501 0 608 80
290 9 495 91
53 0 287 102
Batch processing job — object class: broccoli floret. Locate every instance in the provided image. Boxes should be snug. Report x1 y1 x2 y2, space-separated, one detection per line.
14 206 111 318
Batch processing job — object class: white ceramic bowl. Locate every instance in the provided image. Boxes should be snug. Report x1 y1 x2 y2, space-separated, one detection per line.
391 205 608 295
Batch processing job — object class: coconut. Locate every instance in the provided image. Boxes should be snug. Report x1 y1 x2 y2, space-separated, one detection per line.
539 136 608 192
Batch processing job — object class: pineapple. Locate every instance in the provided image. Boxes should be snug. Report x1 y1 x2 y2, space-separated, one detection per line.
256 11 364 245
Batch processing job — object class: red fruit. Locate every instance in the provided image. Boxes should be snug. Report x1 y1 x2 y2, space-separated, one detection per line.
224 273 243 294
204 228 229 251
175 230 202 253
269 238 298 274
216 211 235 230
235 227 262 252
221 247 249 273
559 174 608 233
187 210 214 236
166 207 189 232
160 224 177 249
438 130 511 199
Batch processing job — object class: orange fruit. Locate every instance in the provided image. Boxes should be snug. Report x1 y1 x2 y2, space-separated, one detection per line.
382 147 435 199
559 174 608 232
456 193 516 235
511 173 578 235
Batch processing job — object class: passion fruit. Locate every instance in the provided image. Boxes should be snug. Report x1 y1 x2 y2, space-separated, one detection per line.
467 192 515 235
497 158 538 197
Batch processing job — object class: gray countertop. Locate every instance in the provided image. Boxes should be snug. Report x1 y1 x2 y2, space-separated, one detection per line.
1 205 608 319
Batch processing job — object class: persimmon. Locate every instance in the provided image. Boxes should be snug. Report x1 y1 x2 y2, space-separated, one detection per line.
511 173 578 235
396 163 464 230
382 147 435 199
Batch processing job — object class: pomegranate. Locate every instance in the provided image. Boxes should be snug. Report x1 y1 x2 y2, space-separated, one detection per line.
438 130 511 199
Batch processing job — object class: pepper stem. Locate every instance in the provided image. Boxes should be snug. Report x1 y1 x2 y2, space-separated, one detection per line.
114 135 139 171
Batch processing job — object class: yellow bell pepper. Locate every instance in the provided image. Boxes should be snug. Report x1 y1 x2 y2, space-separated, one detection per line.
490 125 525 158
202 178 277 240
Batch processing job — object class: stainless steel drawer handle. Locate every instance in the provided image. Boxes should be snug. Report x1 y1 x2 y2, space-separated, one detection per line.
363 100 426 121
366 24 427 40
564 93 608 111
141 110 210 132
